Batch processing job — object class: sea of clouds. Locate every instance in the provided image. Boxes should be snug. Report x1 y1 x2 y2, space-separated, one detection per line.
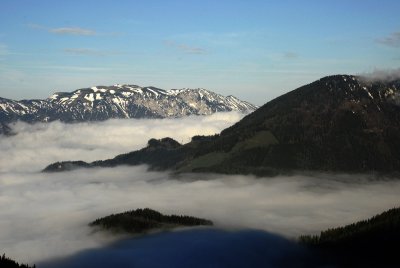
0 112 399 265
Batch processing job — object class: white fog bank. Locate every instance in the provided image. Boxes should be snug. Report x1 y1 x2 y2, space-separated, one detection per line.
0 111 244 172
0 167 399 265
0 112 399 265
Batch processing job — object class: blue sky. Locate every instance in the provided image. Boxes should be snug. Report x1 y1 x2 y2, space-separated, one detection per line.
0 0 399 105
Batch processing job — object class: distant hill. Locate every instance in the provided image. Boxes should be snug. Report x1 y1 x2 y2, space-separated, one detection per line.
44 75 400 175
89 208 213 234
299 207 400 267
0 84 257 135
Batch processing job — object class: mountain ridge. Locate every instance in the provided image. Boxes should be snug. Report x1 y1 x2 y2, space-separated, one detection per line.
43 74 400 175
0 84 257 134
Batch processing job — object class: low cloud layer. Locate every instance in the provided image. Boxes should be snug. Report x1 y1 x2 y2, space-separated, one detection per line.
1 112 243 173
2 167 399 265
359 67 400 82
0 113 399 265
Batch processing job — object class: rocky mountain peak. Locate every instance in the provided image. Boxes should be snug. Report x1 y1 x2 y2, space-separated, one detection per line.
0 84 257 134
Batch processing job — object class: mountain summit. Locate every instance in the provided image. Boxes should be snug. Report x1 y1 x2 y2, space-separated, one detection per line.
0 84 257 133
44 74 400 175
213 74 400 173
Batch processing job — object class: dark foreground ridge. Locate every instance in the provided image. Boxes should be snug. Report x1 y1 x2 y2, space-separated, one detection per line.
0 254 35 268
300 207 400 267
44 74 400 176
89 208 213 234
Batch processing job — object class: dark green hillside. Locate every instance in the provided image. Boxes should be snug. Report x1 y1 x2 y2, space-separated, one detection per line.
300 207 400 267
89 208 213 234
43 75 400 176
204 75 400 173
43 137 190 172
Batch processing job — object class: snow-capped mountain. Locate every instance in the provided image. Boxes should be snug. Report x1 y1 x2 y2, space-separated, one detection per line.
0 84 257 133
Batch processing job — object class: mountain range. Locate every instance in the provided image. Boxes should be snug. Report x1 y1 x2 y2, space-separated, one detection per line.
0 84 257 135
44 74 400 175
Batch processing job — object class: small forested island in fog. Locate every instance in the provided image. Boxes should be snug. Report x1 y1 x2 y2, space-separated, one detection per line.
89 208 213 234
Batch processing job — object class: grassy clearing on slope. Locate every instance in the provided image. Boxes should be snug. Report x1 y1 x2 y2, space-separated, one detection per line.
178 152 230 172
230 131 279 153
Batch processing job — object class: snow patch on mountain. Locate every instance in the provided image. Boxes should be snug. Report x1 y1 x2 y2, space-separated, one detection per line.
0 84 258 134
